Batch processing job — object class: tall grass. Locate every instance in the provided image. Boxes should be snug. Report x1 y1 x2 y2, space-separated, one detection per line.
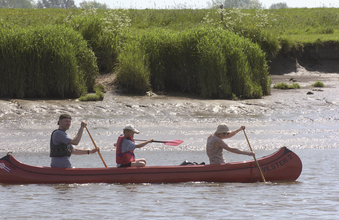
64 9 131 73
200 8 282 59
115 27 270 98
1 8 339 99
0 25 98 98
1 8 339 36
196 27 269 98
114 36 151 94
0 8 77 27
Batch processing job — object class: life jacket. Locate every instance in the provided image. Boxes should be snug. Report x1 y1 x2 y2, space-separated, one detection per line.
116 135 135 165
50 129 72 157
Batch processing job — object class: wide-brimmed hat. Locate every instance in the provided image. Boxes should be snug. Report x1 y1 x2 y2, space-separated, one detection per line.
58 113 72 125
215 123 230 134
123 124 140 134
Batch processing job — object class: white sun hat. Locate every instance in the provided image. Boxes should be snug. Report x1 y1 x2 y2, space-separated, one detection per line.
215 123 230 134
123 124 140 134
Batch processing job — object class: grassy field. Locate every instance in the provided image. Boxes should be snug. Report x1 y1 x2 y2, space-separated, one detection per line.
1 8 338 99
2 8 339 38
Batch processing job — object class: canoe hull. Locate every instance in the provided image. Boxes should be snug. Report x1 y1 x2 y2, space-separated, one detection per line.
0 147 302 184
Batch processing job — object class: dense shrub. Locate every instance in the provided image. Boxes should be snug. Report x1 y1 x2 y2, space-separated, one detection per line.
195 27 269 98
0 25 98 98
78 85 105 101
114 37 151 94
3 8 337 99
273 82 301 89
311 81 325 87
64 9 131 73
115 27 270 98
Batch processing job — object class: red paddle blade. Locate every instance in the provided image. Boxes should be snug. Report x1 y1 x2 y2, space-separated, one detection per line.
163 140 184 146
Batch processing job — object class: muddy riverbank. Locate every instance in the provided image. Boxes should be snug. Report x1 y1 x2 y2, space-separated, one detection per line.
0 59 338 153
1 59 337 120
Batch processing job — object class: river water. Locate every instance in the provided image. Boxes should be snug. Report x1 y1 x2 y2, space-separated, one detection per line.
0 72 338 219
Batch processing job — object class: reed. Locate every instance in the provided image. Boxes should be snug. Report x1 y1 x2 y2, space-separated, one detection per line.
64 9 131 73
114 27 270 98
0 24 98 98
195 27 269 98
1 8 338 99
114 37 151 94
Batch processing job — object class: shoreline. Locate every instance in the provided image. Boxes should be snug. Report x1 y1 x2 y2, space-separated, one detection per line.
0 60 338 120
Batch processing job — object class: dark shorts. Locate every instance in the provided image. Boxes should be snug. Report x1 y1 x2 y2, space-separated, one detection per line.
118 162 131 168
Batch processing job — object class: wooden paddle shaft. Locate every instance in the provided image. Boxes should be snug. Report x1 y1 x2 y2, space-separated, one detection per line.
85 127 108 168
243 130 266 183
134 139 162 143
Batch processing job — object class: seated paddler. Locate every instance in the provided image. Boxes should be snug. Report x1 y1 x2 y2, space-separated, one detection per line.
116 124 153 168
206 123 255 164
50 113 99 168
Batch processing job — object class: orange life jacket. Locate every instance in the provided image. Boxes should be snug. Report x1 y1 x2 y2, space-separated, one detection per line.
116 135 135 165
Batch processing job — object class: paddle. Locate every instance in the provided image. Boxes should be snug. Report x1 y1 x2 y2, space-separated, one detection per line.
85 127 108 168
243 130 267 183
134 139 184 146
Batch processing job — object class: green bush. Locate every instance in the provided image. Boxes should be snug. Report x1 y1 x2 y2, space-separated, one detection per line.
195 27 269 98
64 9 131 73
4 8 337 100
78 84 105 101
0 25 98 98
311 81 325 87
273 82 301 89
139 29 175 92
137 28 201 94
114 38 151 94
273 83 288 89
115 27 270 99
78 92 104 101
201 8 281 59
291 83 301 89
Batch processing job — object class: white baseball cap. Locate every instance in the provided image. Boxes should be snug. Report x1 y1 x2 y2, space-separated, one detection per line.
123 124 140 134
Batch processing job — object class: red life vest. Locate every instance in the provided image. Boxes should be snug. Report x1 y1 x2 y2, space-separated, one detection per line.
116 135 135 165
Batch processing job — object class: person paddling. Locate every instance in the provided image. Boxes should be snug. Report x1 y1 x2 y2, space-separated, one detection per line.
116 124 153 168
50 113 99 168
206 123 254 164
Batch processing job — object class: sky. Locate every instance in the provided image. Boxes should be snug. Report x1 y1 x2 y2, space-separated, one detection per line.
74 0 338 9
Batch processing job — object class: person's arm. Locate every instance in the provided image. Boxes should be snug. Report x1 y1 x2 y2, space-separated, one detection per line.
225 126 245 139
135 139 153 148
72 147 99 155
216 138 254 156
69 120 87 145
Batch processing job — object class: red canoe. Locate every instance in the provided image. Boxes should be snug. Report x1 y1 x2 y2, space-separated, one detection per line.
0 147 302 184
